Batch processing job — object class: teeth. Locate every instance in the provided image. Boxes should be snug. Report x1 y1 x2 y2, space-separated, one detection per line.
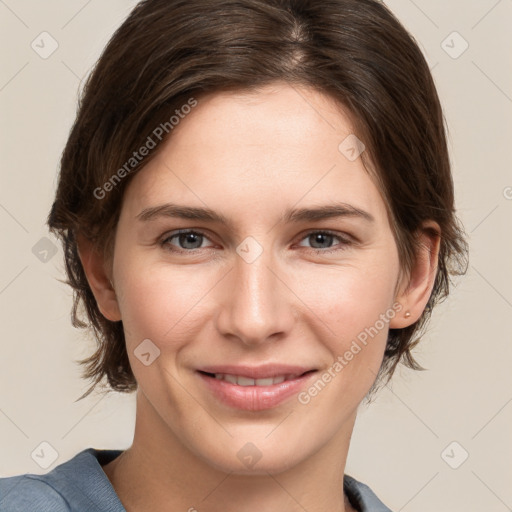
212 373 292 386
255 377 274 386
224 374 238 384
238 376 255 386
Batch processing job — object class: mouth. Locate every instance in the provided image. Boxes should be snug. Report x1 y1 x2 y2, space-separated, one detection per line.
197 370 316 386
196 365 318 411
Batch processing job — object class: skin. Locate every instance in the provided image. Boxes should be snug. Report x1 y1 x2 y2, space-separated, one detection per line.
79 81 440 512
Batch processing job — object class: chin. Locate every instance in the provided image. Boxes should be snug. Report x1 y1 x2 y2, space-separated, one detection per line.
190 431 312 477
207 450 302 476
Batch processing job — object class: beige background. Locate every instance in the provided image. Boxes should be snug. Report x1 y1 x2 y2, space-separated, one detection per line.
1 1 511 510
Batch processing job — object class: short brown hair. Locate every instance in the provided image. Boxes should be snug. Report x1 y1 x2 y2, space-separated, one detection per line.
48 0 468 400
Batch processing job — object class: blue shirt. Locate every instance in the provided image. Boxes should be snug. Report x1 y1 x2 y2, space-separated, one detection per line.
0 448 393 511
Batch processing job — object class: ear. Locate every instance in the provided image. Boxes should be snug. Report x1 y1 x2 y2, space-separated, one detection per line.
76 233 121 322
390 221 441 329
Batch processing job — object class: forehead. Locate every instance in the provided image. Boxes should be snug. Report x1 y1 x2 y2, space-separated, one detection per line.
172 82 356 152
121 82 390 227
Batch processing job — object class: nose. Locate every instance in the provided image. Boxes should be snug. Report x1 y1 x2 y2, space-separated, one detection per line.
215 244 297 347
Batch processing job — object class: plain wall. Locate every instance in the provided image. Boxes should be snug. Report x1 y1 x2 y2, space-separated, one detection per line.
1 1 511 510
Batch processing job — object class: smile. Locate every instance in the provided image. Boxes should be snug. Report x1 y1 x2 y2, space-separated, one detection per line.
207 373 304 386
196 366 317 411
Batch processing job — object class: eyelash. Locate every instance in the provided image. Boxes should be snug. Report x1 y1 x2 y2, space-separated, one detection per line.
159 229 353 255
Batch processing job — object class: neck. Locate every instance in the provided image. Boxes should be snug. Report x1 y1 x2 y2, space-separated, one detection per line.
102 390 358 512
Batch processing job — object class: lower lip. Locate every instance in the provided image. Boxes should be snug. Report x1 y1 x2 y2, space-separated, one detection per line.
197 371 316 411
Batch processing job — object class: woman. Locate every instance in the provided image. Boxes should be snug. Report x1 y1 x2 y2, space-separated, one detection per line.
0 0 467 510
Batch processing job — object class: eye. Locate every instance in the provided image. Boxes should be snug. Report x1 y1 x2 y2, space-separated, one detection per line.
160 229 214 252
296 230 353 254
159 228 353 255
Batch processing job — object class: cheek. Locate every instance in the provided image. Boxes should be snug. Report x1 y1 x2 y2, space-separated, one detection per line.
299 259 398 336
296 275 396 410
294 260 399 390
113 256 219 350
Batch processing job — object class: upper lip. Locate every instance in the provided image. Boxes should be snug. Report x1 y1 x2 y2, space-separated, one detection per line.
197 364 316 379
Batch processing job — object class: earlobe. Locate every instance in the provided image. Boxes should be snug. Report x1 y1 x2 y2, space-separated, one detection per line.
390 221 441 329
76 233 121 322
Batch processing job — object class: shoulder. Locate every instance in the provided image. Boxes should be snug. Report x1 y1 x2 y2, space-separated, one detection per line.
0 474 70 511
344 474 393 512
0 448 125 512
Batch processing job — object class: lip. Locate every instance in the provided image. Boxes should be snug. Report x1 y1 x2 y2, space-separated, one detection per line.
196 364 317 411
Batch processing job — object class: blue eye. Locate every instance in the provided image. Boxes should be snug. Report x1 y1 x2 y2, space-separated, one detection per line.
297 230 352 254
159 229 352 254
161 230 213 251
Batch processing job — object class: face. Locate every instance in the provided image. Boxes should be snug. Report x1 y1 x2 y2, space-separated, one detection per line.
110 82 406 474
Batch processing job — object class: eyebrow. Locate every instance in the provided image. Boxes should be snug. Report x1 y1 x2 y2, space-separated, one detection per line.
136 202 374 224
